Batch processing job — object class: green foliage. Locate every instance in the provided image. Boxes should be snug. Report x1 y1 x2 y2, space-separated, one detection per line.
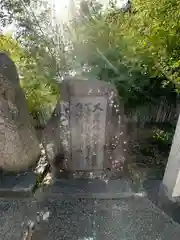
70 0 180 109
21 78 58 127
0 0 32 27
0 34 59 126
153 128 173 146
0 34 23 62
19 48 60 127
1 0 179 126
118 0 180 88
0 0 67 126
68 0 178 110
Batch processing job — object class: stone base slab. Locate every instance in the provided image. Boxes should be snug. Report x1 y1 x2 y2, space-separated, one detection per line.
0 170 37 197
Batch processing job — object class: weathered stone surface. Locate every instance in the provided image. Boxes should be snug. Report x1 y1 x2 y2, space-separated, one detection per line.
162 113 180 201
42 178 135 197
0 198 38 240
38 196 180 240
1 186 179 240
42 78 127 178
0 53 40 171
41 110 65 177
1 180 180 240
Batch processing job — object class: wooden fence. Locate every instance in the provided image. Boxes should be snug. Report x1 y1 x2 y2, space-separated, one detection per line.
125 99 178 125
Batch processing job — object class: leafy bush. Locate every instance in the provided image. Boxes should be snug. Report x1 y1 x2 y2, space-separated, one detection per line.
153 128 174 146
21 79 59 127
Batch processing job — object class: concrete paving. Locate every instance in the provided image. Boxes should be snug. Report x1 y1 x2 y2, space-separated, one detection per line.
0 197 38 239
1 179 180 240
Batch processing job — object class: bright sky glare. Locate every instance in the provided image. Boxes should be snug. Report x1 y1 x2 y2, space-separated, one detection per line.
49 0 127 21
2 0 127 34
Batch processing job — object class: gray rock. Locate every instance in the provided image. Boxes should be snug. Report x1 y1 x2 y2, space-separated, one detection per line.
41 78 127 178
0 53 40 172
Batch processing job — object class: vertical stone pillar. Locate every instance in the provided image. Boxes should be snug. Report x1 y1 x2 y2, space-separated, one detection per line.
162 113 180 201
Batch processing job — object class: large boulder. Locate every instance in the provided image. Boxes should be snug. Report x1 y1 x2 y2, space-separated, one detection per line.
0 53 40 172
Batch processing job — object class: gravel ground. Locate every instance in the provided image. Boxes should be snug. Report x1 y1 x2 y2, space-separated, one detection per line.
0 198 38 240
1 181 180 240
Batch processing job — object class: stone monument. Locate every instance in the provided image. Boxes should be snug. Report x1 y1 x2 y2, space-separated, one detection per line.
42 78 127 179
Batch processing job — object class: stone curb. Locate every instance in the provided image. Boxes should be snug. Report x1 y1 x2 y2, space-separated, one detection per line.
0 170 37 198
38 190 147 199
0 144 50 198
0 163 49 198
